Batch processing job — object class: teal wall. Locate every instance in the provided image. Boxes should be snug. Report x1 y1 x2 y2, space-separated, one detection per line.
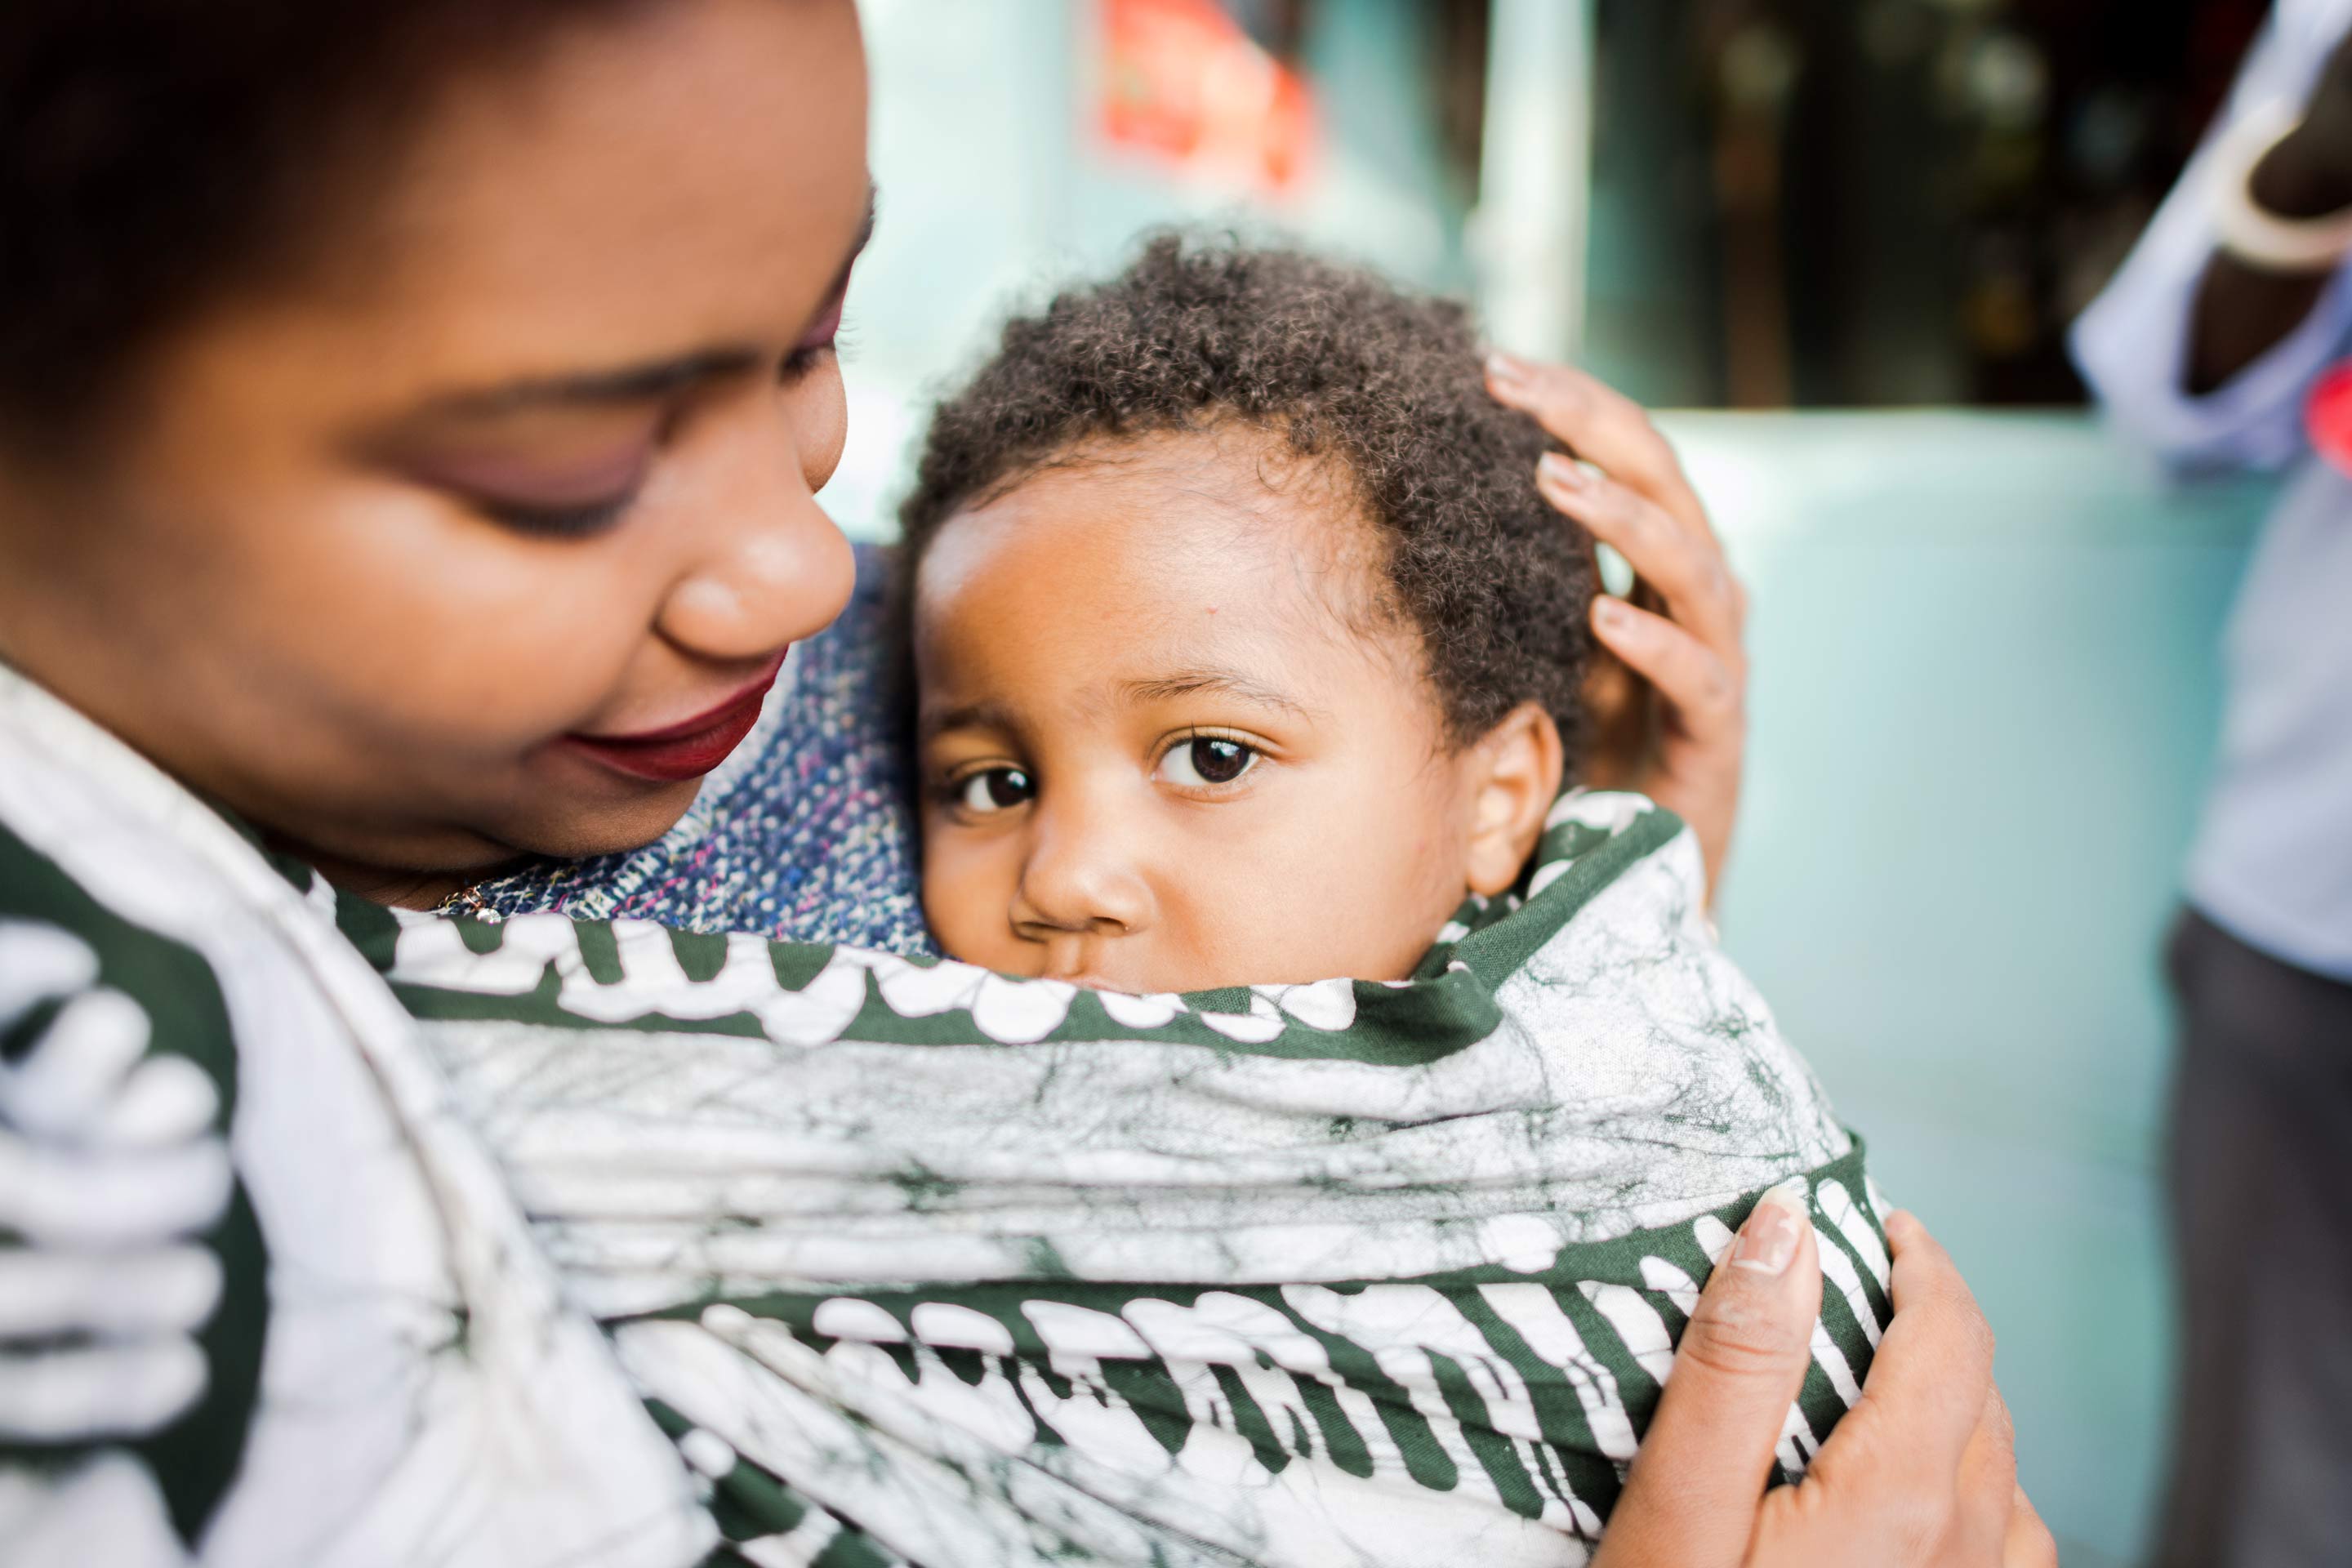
1671 410 2274 1567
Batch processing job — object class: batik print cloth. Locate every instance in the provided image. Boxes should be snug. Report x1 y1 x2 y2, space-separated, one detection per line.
0 662 1889 1568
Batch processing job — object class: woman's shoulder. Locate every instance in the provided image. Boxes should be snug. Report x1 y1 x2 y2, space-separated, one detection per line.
473 543 934 953
0 814 262 1557
0 666 715 1568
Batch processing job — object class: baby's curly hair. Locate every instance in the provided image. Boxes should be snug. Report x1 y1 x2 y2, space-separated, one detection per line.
898 233 1592 761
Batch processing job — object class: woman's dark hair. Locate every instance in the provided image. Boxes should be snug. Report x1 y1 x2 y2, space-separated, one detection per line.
0 0 639 446
898 233 1594 760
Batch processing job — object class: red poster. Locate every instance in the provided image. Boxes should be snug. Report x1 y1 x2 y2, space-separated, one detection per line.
2310 363 2352 479
1096 0 1314 194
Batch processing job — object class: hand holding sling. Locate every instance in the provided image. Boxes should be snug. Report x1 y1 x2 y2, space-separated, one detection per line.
1597 1202 2058 1568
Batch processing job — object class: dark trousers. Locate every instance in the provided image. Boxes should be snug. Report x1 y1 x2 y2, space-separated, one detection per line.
2156 908 2352 1568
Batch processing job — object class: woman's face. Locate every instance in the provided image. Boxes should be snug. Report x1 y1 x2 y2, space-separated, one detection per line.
0 0 871 903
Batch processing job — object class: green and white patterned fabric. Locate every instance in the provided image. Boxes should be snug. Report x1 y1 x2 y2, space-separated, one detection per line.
0 662 1890 1568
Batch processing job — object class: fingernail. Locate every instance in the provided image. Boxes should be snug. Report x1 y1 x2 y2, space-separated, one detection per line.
1486 350 1531 388
1731 1183 1807 1276
1592 595 1629 630
1538 451 1588 491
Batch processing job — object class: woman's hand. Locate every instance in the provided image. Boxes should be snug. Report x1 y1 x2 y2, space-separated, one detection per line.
1595 1192 2057 1567
1485 355 1747 897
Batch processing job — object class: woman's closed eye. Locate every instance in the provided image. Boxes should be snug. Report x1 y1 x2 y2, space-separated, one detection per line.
1154 733 1262 791
782 281 851 379
480 487 641 539
415 439 654 541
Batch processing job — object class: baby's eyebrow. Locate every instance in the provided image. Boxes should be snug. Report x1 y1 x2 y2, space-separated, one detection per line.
919 699 1018 742
1118 670 1315 720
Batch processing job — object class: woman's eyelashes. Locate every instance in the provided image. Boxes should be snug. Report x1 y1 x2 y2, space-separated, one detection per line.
782 323 849 380
480 488 640 539
784 293 852 380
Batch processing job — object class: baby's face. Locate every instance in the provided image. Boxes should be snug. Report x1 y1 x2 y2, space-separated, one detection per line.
913 430 1511 996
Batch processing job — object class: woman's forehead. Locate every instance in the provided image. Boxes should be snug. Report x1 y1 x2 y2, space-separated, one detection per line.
179 0 871 421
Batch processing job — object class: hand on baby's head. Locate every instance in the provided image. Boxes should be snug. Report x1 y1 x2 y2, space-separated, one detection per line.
897 236 1596 996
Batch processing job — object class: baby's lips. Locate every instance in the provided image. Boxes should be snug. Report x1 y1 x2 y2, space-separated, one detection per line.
2306 363 2352 478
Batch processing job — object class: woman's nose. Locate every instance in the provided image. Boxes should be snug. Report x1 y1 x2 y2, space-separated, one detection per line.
655 400 855 663
1011 804 1156 943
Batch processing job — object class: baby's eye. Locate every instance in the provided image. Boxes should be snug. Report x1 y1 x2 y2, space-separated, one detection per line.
955 766 1036 815
1156 736 1259 790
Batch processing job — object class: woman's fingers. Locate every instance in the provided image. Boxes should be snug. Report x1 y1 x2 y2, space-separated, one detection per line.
1739 1211 2016 1566
1537 453 1744 666
1590 597 1744 751
1591 1185 1820 1568
1588 595 1743 896
1486 354 1710 539
1777 1210 1998 1563
1857 1210 1998 1485
1964 1389 2058 1568
1957 1392 2060 1567
2006 1486 2060 1568
1597 1202 2038 1568
1949 1388 2021 1565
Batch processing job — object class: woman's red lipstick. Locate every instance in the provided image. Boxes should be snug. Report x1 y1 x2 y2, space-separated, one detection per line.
562 652 787 783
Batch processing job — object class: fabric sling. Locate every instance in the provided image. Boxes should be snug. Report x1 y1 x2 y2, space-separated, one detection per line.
0 663 1888 1568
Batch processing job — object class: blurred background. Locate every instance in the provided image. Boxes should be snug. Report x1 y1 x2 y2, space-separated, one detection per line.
836 2 2280 1562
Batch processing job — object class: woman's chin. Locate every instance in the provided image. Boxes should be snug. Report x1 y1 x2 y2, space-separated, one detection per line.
310 777 709 897
501 777 706 862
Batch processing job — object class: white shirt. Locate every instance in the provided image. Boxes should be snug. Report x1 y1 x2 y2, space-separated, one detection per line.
2072 0 2352 982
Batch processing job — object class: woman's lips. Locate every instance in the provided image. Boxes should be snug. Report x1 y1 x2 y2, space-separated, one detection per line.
562 652 787 784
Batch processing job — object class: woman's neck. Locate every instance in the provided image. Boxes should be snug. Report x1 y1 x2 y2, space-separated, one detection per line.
280 840 511 912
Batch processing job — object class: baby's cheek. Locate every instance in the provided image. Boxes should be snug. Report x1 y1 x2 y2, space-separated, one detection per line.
920 835 1027 972
1184 836 1439 987
1277 820 1468 982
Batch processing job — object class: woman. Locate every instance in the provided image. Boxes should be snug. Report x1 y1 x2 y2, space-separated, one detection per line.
0 1 2047 1563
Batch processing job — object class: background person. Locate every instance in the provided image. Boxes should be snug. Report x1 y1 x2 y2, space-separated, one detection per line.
2074 2 2352 1562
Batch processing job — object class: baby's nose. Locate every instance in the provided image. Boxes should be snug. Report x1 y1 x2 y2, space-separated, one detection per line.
1009 817 1156 943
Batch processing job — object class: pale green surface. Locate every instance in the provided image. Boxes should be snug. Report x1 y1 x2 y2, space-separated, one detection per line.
1674 410 2275 1567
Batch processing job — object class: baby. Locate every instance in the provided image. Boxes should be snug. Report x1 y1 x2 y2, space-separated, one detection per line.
615 235 1891 1560
849 238 1886 1553
901 235 1595 994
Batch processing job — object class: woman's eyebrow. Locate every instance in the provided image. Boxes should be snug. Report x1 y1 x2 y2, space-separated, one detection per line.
425 346 768 416
413 185 880 420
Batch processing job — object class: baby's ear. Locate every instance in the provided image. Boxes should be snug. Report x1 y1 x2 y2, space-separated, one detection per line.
1464 702 1566 898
